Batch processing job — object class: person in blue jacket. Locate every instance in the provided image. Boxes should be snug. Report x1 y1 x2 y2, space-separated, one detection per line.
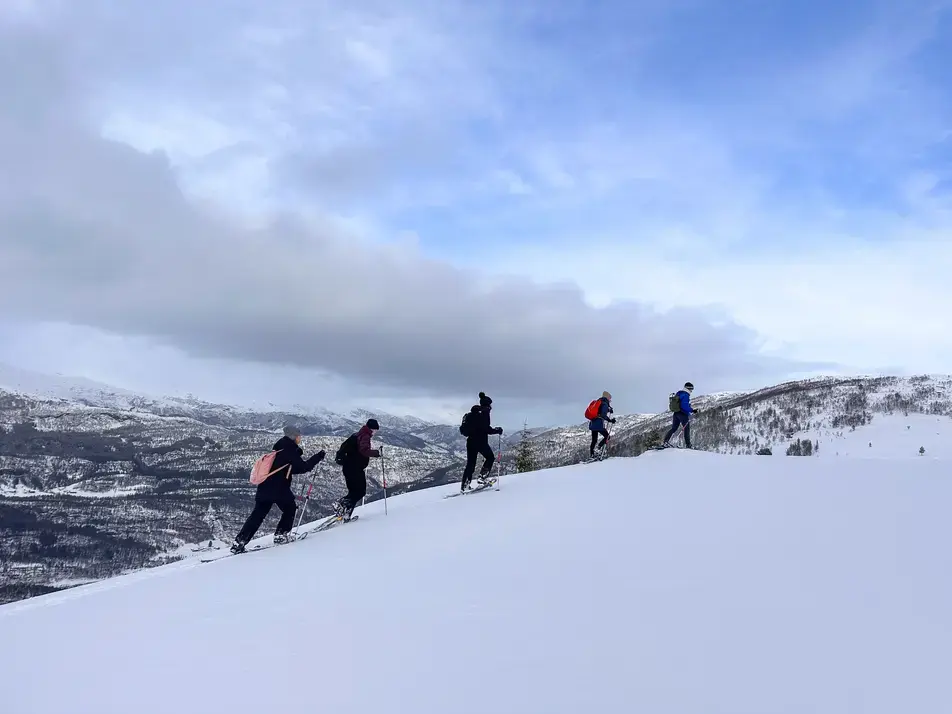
589 391 616 457
663 382 699 448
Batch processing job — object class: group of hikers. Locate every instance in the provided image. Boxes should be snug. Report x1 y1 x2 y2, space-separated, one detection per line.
229 383 697 554
585 381 697 458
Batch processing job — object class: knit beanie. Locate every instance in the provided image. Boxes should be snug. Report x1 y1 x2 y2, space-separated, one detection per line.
479 392 492 407
366 418 380 430
602 391 612 400
283 425 302 439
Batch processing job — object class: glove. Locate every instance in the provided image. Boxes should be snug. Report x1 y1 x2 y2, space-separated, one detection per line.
495 427 504 435
316 450 326 462
693 409 701 414
609 418 616 424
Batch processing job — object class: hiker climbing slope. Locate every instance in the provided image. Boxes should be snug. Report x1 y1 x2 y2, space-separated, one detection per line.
458 392 503 492
662 382 699 448
333 418 382 521
585 391 616 458
231 426 325 553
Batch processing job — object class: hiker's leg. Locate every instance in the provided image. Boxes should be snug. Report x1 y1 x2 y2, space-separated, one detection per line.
352 468 368 504
590 430 599 455
478 442 495 476
663 415 680 444
341 465 363 509
274 497 297 535
462 441 479 482
235 499 271 543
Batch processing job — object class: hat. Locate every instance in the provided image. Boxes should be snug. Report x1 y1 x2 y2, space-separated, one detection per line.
684 382 694 391
283 425 302 439
479 391 492 407
366 418 380 430
602 391 612 400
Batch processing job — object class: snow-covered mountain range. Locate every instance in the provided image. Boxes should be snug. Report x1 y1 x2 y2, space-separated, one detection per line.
2 366 950 604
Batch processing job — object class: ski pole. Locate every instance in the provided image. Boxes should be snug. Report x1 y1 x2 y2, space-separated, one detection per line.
380 448 388 515
495 433 503 490
294 478 315 533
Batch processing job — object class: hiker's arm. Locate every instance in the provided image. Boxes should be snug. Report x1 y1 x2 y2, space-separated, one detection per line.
290 449 325 474
680 392 693 413
358 431 380 458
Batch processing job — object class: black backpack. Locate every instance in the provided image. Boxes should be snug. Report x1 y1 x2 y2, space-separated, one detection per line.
459 412 473 437
335 433 359 465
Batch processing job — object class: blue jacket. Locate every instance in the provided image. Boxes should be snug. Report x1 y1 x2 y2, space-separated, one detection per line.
676 390 694 415
589 397 613 431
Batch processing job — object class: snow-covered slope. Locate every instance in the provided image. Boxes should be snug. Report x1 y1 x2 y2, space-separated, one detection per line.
2 450 949 713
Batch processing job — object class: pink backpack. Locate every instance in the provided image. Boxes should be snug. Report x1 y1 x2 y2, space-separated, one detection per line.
250 450 287 485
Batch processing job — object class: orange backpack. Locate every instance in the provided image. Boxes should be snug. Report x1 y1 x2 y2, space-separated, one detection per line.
584 399 601 420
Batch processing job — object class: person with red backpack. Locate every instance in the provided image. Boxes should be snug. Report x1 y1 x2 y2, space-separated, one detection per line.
586 391 616 458
230 426 325 554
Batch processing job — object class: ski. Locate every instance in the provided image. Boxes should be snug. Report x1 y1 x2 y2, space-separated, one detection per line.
444 478 497 499
297 514 358 539
200 517 359 562
200 541 284 563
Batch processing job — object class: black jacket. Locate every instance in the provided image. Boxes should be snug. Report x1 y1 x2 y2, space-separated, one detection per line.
468 406 501 444
256 436 323 501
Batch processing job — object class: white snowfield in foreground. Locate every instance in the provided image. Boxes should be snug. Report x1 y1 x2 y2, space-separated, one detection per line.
2 451 951 713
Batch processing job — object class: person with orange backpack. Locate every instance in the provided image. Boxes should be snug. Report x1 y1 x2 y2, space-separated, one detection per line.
586 391 616 458
230 425 325 554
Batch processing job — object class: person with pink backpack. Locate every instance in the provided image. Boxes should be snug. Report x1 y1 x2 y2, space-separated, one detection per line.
230 425 325 554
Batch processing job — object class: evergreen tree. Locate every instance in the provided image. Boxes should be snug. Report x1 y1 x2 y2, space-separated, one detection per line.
515 420 537 473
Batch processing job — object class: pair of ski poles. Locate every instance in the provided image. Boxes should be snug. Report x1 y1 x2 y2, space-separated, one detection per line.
292 452 390 533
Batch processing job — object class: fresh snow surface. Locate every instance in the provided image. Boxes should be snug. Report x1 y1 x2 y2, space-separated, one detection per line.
750 412 952 459
2 450 951 714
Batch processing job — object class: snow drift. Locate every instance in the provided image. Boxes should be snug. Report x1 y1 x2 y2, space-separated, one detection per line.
2 450 950 713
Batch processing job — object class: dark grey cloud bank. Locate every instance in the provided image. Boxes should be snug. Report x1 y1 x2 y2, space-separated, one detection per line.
0 8 817 412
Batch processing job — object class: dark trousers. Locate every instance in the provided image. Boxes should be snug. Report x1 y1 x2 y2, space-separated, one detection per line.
463 439 495 481
340 465 367 510
664 412 691 447
590 428 609 454
236 496 296 543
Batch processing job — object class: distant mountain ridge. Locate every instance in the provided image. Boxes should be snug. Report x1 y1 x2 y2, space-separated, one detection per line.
524 374 952 466
3 366 951 606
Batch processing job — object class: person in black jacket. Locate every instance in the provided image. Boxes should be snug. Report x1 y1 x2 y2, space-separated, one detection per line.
230 426 325 553
334 418 382 521
460 392 503 492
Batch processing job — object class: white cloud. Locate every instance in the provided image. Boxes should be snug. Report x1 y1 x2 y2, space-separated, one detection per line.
2 0 950 423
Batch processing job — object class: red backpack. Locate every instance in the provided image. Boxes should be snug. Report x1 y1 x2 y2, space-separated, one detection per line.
584 399 601 420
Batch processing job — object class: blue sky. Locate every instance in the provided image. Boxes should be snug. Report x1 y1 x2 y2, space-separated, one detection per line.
0 0 950 427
